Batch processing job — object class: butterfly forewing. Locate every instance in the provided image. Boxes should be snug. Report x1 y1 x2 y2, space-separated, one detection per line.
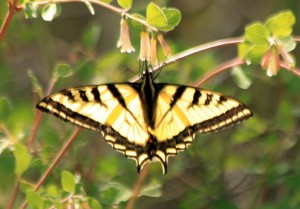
153 85 252 157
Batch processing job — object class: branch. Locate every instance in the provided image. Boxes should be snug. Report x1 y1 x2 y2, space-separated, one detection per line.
20 128 82 209
18 0 157 31
129 37 243 82
125 164 150 209
193 58 245 87
0 0 21 42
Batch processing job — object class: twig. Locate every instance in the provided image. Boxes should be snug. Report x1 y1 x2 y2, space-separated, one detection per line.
5 178 20 209
20 128 82 209
27 77 57 149
0 0 21 42
129 37 243 82
18 0 157 32
125 163 150 209
193 58 245 87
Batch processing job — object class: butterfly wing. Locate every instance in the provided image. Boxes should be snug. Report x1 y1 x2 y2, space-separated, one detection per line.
36 84 152 167
152 85 253 169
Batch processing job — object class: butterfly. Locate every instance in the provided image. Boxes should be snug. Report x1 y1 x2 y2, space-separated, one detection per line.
36 67 252 174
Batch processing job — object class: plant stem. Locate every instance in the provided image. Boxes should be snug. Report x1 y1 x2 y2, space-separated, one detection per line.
5 178 20 209
193 58 245 87
20 128 82 209
0 0 21 42
125 163 150 209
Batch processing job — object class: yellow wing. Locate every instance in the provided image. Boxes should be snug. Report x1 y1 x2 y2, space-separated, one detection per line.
36 84 150 158
152 85 252 164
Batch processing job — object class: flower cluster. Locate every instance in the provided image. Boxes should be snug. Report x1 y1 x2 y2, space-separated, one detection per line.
117 17 171 66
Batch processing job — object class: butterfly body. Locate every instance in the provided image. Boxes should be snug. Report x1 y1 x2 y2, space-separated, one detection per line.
37 68 252 174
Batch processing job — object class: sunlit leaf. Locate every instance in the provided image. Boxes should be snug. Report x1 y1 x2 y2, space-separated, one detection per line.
244 22 269 44
87 197 102 209
84 0 95 15
24 3 38 19
117 0 132 10
139 182 162 197
28 70 43 98
81 23 101 49
246 44 269 64
159 8 181 31
146 3 168 28
231 66 252 89
41 3 62 21
14 144 32 177
100 182 131 204
26 190 44 209
265 10 295 37
278 36 296 52
61 171 75 193
53 64 73 79
99 0 113 3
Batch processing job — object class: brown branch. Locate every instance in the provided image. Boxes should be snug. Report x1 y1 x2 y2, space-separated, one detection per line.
5 178 20 209
18 0 157 32
0 0 21 43
20 127 82 209
129 37 243 82
27 77 57 149
125 163 150 209
193 58 246 87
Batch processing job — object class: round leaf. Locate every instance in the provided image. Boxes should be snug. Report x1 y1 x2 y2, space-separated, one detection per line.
117 0 132 10
146 3 168 28
159 8 181 31
53 64 73 78
61 171 75 193
24 3 38 19
14 144 32 177
265 10 295 37
26 190 44 209
244 23 269 44
41 3 61 21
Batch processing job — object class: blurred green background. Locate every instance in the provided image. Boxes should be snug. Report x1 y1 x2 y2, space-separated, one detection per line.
1 0 300 209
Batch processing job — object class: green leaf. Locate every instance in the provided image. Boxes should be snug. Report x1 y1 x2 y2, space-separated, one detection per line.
81 23 101 49
46 184 61 198
99 0 113 3
146 3 168 28
41 3 62 21
28 70 43 98
24 3 38 19
26 190 44 209
244 22 269 44
278 36 296 52
84 0 95 15
159 8 181 31
13 144 32 177
53 64 73 79
265 10 295 37
231 66 252 89
128 13 145 35
100 182 131 204
139 182 162 197
117 0 132 10
87 197 102 209
61 171 76 193
246 44 269 64
237 42 250 60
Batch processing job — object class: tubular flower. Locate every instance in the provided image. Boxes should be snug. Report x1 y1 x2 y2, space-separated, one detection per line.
157 33 171 57
117 18 135 53
150 36 158 65
139 31 151 61
261 48 280 77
